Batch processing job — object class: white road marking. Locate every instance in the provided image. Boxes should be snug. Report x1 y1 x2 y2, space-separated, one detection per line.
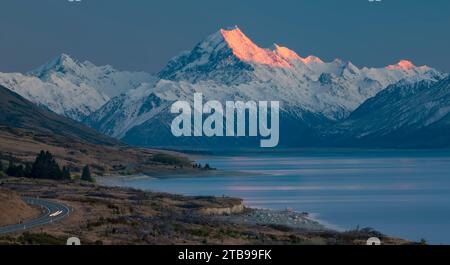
49 210 63 217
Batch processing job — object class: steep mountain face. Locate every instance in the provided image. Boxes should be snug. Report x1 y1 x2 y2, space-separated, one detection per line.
0 54 155 121
87 27 444 148
323 76 450 147
0 85 119 146
86 84 169 139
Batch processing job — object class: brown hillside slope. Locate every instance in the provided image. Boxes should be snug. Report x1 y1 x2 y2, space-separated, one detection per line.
0 85 192 175
0 188 39 227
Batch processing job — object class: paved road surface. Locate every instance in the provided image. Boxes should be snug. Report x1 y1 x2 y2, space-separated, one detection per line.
0 197 71 235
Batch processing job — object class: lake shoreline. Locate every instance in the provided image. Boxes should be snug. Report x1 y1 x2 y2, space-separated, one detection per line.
0 177 410 245
98 174 329 231
96 174 385 240
98 149 450 244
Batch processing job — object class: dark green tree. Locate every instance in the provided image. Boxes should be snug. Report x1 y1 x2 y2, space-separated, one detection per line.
16 165 25 177
31 151 62 180
6 160 15 175
6 160 25 178
81 165 93 182
24 163 32 178
0 160 3 172
62 166 71 180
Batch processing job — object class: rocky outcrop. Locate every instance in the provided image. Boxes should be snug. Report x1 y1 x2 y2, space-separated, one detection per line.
198 201 245 215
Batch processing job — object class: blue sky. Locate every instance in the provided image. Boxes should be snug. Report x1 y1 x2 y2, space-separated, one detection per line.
0 0 449 73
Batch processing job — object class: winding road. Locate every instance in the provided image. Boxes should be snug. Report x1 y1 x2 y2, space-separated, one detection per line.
0 197 71 235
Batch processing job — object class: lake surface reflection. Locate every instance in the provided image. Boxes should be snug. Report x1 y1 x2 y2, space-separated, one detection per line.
101 149 450 244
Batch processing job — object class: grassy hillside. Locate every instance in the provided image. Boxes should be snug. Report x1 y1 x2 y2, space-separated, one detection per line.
0 85 191 175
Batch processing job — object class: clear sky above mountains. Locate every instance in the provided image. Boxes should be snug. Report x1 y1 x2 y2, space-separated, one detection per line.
0 0 449 73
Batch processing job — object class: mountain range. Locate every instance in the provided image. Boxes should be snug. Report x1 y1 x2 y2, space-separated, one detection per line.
322 77 450 148
1 26 449 148
0 54 154 121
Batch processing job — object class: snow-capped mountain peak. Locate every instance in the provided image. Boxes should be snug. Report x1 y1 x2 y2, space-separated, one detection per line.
303 55 324 64
386 59 416 70
29 53 82 78
385 59 434 73
0 54 155 121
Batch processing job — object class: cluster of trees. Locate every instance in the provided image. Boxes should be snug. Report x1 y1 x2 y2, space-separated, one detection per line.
4 150 94 182
192 163 215 171
4 161 29 178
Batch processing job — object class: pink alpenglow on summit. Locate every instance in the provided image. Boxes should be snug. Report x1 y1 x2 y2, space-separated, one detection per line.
220 27 291 68
220 27 325 68
272 44 303 61
272 44 324 64
386 60 419 70
301 55 324 64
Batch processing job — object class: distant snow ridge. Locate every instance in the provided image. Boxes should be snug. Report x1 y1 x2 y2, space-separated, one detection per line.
0 54 155 121
87 27 444 146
